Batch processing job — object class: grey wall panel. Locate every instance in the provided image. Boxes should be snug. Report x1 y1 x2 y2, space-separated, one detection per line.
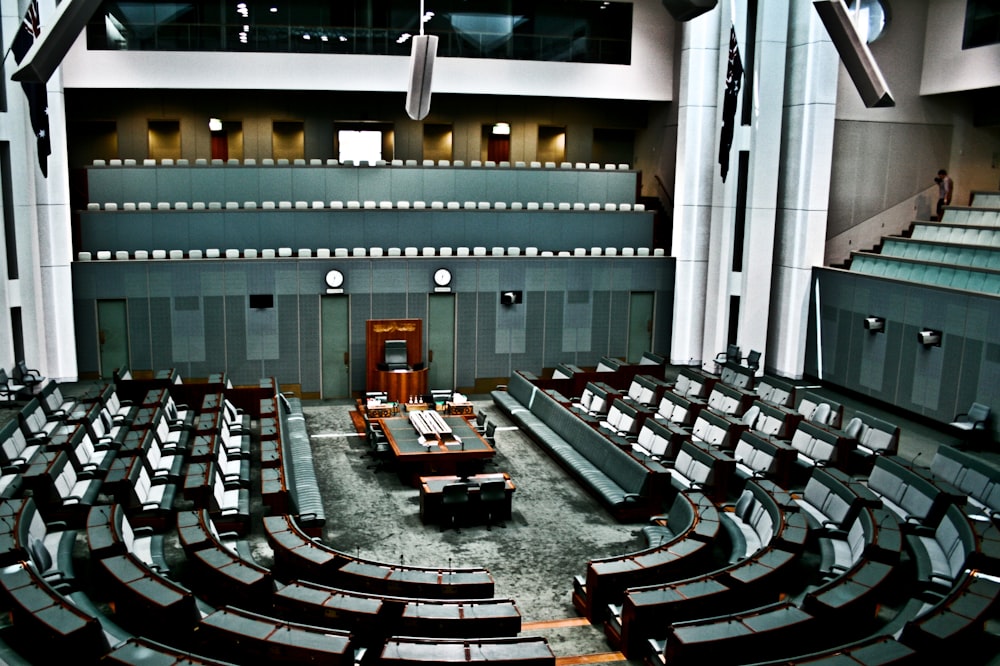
73 299 99 376
126 296 152 372
654 285 673 356
87 169 123 205
157 168 192 204
121 168 157 204
458 170 488 204
291 212 330 250
78 209 654 254
475 290 503 378
421 169 454 202
591 289 613 358
326 167 359 203
299 295 321 394
86 165 641 206
514 290 547 371
224 168 260 204
349 292 372 391
510 170 544 204
577 171 609 205
198 287 226 380
275 294 302 384
148 297 173 371
358 168 394 203
607 173 637 203
190 167 225 204
371 291 408 322
259 168 294 203
372 211 403 249
223 294 251 384
291 168 325 203
258 213 289 249
547 172 577 204
608 289 630 359
390 170 423 204
455 292 478 387
72 256 675 394
118 213 154 253
811 268 1000 437
222 211 260 251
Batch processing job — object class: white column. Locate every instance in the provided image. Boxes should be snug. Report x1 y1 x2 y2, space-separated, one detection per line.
733 0 790 374
767 0 838 379
670 9 721 366
5 0 79 380
36 63 78 381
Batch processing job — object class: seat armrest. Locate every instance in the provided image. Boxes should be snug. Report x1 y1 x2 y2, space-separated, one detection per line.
622 493 642 503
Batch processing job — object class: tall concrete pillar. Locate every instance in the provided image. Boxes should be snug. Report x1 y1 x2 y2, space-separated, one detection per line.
670 9 721 366
767 1 838 379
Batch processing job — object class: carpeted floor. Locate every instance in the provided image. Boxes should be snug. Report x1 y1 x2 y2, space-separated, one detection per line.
299 398 644 663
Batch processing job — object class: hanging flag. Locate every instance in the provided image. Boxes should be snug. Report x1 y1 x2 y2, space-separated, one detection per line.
11 0 50 178
718 24 743 183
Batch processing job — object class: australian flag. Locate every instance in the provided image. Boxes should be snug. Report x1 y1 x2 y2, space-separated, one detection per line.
11 0 50 178
718 25 743 183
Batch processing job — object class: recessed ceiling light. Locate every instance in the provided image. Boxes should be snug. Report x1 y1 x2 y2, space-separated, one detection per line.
269 6 277 12
303 34 311 40
320 35 328 42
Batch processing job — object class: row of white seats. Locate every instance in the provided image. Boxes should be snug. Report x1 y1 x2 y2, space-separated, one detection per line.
86 200 647 212
78 247 666 261
92 158 631 170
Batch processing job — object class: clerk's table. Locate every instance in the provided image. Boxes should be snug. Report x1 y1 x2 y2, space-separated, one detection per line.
377 414 495 483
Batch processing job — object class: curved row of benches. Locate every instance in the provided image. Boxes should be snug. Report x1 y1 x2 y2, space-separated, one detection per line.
0 376 557 664
495 363 1000 664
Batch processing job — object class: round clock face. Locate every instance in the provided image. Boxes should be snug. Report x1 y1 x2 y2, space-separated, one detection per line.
434 268 452 287
325 269 344 289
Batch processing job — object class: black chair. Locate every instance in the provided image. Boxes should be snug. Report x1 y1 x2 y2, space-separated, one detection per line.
384 339 409 370
479 479 507 531
745 350 761 374
475 410 489 435
485 421 497 449
714 344 741 373
13 361 44 392
950 402 992 448
0 368 27 402
441 483 469 531
365 421 392 472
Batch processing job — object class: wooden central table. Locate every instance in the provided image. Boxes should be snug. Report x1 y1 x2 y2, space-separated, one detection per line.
377 414 495 484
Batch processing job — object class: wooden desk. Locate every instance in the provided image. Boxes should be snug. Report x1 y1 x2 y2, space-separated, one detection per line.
376 367 428 403
378 415 495 483
419 472 515 524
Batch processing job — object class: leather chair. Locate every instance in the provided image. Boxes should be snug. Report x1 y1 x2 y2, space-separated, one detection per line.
479 480 507 531
13 361 44 392
441 483 469 531
949 402 992 448
366 422 392 472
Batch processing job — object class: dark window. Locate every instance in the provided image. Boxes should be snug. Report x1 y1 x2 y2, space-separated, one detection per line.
87 0 633 64
964 0 1000 48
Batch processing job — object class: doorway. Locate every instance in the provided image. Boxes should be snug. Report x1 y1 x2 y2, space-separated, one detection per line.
626 292 654 364
272 120 305 161
97 299 130 379
427 293 456 391
537 126 566 164
422 124 453 163
147 120 180 161
320 295 351 399
483 123 511 163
